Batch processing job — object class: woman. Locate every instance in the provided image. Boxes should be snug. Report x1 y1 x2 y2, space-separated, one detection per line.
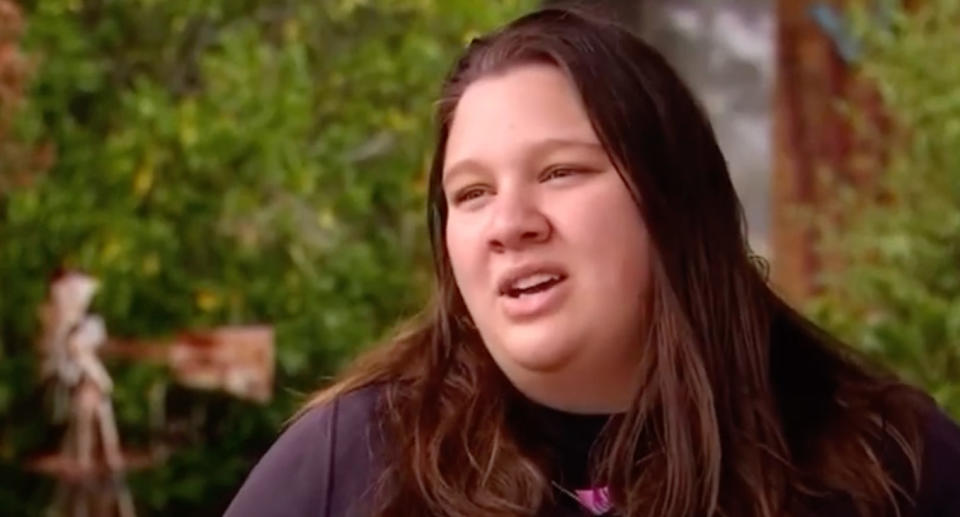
225 8 960 517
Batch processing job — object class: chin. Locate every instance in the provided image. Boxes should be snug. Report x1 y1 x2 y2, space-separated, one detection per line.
498 336 579 374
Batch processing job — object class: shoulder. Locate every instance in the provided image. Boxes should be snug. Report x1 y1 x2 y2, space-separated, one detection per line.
915 406 960 516
224 384 386 517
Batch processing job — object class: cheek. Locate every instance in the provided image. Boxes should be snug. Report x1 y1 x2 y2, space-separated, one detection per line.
566 191 651 290
445 221 485 294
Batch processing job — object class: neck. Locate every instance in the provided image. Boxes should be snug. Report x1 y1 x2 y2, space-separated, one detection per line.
505 364 640 414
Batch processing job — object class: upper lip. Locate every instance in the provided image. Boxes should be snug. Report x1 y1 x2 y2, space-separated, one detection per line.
496 262 569 295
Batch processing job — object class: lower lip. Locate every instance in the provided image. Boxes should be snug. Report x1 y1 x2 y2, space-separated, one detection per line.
499 278 569 320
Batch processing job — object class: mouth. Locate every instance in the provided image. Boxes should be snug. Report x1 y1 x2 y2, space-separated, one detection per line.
497 266 569 299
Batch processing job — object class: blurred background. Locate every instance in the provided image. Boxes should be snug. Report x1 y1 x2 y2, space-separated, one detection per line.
1 0 957 515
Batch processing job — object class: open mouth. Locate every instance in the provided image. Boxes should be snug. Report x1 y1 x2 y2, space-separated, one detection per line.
501 273 567 298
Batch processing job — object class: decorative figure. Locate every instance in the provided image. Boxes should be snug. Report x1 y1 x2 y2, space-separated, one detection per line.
31 270 275 516
34 271 135 517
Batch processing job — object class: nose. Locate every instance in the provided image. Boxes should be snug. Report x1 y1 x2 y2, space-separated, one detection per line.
486 188 551 252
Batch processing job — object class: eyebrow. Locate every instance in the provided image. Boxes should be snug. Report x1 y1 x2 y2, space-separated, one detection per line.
442 137 605 189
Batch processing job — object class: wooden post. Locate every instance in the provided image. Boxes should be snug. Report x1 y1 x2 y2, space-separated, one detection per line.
774 0 903 303
773 0 851 302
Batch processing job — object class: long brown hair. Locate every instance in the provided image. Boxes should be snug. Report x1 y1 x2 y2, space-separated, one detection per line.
308 8 929 516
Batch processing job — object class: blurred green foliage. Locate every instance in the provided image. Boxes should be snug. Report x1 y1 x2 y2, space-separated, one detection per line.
809 1 960 419
0 0 533 514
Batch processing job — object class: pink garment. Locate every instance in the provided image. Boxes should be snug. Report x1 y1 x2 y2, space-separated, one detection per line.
574 486 612 515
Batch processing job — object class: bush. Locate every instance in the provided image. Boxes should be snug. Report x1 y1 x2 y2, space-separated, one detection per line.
808 1 960 419
0 1 533 514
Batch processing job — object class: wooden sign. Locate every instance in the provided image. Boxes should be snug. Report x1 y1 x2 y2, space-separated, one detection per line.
167 326 275 404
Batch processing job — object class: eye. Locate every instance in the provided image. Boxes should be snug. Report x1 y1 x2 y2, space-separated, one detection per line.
452 186 488 205
541 166 587 181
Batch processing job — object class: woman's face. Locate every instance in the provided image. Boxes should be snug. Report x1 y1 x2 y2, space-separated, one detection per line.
442 63 652 412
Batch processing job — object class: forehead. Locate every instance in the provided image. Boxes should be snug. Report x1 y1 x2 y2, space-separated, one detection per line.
444 63 600 170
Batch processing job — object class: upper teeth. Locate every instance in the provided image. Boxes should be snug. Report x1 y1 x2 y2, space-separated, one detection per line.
511 273 559 291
